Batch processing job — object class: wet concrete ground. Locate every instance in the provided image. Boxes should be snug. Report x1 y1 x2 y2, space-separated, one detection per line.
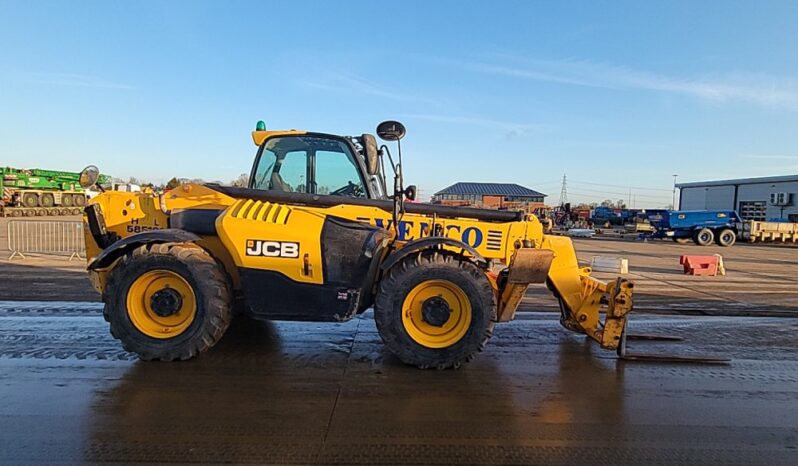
1 303 797 465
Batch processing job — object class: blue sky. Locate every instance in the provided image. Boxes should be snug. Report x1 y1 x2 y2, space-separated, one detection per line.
2 0 797 206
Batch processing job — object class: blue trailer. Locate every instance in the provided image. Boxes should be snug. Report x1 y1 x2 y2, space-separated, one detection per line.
643 210 742 246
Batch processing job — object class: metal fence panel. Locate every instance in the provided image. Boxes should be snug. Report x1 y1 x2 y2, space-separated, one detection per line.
7 220 86 260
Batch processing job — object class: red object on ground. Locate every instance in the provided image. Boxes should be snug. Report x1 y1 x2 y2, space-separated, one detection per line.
680 255 720 276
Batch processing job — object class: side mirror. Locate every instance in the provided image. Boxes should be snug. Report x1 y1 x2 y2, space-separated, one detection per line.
79 165 100 188
376 120 406 141
361 134 380 176
404 185 417 201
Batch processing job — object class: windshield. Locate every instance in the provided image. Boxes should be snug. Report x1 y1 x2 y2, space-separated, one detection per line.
252 136 366 197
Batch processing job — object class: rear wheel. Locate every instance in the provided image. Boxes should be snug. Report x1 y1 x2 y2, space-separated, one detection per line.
103 243 232 361
716 228 736 247
22 193 39 208
693 228 714 246
374 251 495 369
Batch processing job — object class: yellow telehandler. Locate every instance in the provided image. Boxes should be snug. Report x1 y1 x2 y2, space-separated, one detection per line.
80 120 643 368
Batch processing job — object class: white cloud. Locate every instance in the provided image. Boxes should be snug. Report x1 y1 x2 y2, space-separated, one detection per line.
398 113 549 139
16 71 133 90
740 154 798 160
453 57 798 111
303 72 436 104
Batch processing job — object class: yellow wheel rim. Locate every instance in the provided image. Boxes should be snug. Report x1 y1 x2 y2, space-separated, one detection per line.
126 270 197 339
401 279 472 349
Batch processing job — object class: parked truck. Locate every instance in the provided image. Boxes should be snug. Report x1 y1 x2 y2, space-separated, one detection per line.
590 206 635 227
644 209 741 246
0 166 110 217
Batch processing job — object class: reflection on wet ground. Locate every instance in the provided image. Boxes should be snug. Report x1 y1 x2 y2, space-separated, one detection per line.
1 305 797 465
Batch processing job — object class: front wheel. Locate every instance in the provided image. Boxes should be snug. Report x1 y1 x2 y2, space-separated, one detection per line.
374 251 496 369
103 243 232 361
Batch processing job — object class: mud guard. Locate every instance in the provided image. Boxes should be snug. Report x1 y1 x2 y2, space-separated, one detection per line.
380 237 488 271
87 229 201 270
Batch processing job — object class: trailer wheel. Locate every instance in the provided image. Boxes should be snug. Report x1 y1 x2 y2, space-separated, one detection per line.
35 208 46 216
693 228 714 246
374 251 495 369
10 209 22 218
24 209 35 217
22 193 39 208
47 208 59 216
39 193 55 207
103 243 232 361
716 228 736 247
61 194 73 207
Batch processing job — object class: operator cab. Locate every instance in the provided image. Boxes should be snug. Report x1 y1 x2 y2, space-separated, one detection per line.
249 124 386 199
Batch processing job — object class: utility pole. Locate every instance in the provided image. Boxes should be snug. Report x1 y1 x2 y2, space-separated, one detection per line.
672 174 678 209
559 174 568 207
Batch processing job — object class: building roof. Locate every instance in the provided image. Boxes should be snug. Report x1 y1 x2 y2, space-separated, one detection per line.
434 182 546 198
676 174 798 189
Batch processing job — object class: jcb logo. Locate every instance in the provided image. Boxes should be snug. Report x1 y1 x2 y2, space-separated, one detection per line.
245 240 300 258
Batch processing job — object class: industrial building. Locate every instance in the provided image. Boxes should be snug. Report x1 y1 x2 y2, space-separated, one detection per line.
677 174 798 221
432 182 546 211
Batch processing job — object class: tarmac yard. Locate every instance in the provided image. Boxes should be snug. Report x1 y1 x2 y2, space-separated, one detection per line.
0 308 797 465
1 221 797 465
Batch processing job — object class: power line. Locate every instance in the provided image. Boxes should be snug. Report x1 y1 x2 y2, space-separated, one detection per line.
567 187 670 200
569 179 673 192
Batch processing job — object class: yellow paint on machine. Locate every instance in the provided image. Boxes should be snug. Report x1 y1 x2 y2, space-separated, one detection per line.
217 199 328 284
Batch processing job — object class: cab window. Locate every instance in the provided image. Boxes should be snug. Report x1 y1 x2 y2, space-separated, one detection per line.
252 136 365 197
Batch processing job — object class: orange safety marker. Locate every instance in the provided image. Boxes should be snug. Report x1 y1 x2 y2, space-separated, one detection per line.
679 255 722 276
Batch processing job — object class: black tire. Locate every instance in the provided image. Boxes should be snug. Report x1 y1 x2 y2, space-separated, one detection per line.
10 209 22 218
73 194 86 206
23 209 35 217
374 251 495 369
672 237 691 244
61 194 73 207
693 228 714 246
35 208 46 216
40 193 55 207
716 228 736 247
103 243 233 361
22 192 39 208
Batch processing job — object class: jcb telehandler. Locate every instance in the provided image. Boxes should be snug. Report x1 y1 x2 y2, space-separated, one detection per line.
80 120 637 369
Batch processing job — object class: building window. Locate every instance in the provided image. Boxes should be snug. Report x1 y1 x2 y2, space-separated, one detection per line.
739 201 766 221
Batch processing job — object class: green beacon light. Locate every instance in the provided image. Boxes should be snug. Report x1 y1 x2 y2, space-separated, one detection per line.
255 120 266 131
